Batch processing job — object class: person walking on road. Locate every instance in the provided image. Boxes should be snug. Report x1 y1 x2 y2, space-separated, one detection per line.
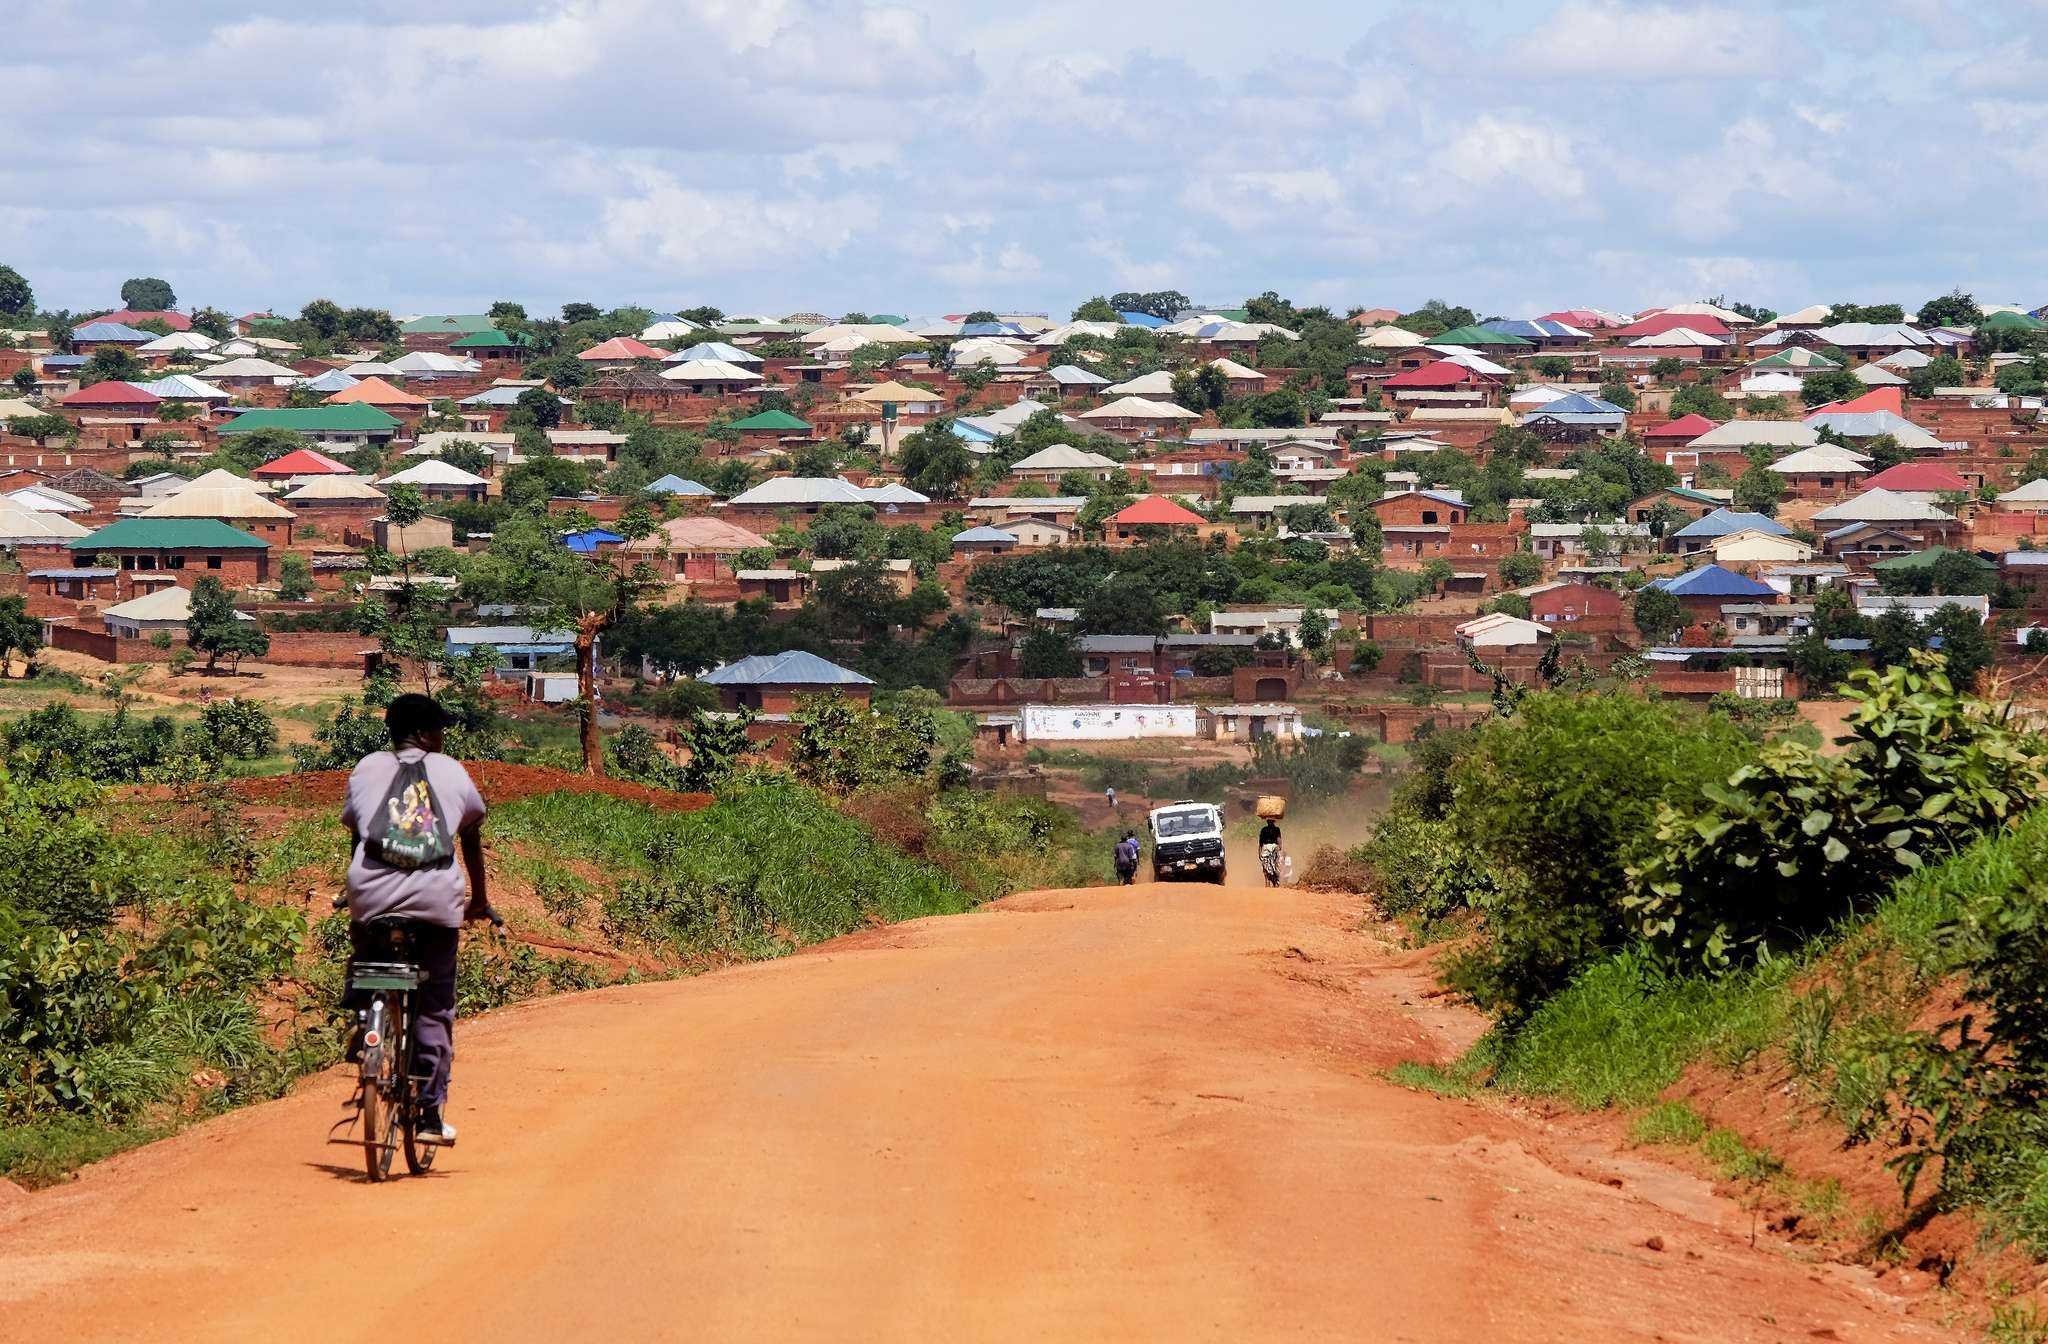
1113 831 1141 885
1258 816 1284 887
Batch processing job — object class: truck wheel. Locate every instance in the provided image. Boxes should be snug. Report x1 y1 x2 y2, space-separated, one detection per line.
1211 870 1227 885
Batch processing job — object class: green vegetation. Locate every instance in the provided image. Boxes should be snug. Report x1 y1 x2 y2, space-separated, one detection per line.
1363 654 2048 1272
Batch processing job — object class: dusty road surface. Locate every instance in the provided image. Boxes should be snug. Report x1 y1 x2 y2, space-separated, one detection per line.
0 884 1961 1343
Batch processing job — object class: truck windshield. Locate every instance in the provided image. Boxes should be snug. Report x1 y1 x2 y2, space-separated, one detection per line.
1154 808 1217 838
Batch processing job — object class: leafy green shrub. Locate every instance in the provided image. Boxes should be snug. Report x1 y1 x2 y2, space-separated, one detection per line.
1440 692 1750 1017
1358 812 1498 925
1628 656 2046 971
292 701 389 771
189 698 278 760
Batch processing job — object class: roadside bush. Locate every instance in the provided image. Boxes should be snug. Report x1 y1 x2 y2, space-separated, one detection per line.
1359 811 1499 926
1628 656 2047 972
292 701 389 771
189 698 278 761
1441 691 1750 1018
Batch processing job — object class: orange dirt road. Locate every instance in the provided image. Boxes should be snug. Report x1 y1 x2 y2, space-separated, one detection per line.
0 885 1962 1342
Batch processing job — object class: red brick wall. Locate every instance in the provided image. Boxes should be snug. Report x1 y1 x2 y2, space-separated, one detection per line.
50 623 370 667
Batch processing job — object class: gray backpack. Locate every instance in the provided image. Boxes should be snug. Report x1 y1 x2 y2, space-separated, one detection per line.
364 754 454 870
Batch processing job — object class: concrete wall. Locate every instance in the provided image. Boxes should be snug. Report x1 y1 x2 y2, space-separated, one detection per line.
1021 702 1199 742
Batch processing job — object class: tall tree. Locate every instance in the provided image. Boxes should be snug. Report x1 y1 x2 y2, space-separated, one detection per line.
0 265 33 320
120 277 176 311
186 576 269 672
1915 290 1981 329
0 593 42 675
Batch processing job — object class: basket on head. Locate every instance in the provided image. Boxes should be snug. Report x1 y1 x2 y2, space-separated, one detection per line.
1254 795 1287 820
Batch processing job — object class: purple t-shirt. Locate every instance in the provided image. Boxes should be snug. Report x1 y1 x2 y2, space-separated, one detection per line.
342 749 487 928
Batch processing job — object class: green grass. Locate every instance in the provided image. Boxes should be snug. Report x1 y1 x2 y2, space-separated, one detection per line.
0 1113 178 1188
1385 1060 1477 1098
491 784 971 957
1467 946 1801 1109
1630 1101 1707 1146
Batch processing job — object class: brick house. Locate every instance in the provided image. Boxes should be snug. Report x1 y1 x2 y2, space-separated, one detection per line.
68 517 271 586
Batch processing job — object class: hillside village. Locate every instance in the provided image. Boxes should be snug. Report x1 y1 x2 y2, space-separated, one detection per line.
0 280 2040 761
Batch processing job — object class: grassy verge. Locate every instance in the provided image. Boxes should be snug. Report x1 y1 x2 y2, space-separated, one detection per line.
1439 806 2048 1262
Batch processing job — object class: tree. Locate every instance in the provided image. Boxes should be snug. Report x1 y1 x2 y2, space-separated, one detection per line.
961 309 999 324
1107 290 1189 321
1802 367 1861 407
1829 301 1905 324
1532 355 1572 378
1018 627 1082 677
120 277 176 311
1925 604 1993 688
342 307 399 344
1597 380 1636 410
82 346 144 385
1297 607 1329 653
1907 354 1967 400
459 511 657 774
1071 296 1118 322
1916 289 1981 329
1732 462 1786 516
1668 383 1731 420
1242 290 1297 325
896 420 974 500
0 265 33 320
1078 575 1166 635
188 306 232 340
299 299 345 339
0 593 41 675
276 552 312 601
1633 586 1683 643
10 367 34 394
1498 549 1542 587
1786 631 1852 693
515 385 563 429
186 577 269 673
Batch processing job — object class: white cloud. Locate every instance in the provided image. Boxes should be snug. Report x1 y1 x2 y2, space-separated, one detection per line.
1516 1 1806 80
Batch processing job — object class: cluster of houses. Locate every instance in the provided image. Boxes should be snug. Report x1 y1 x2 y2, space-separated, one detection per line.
4 296 2047 740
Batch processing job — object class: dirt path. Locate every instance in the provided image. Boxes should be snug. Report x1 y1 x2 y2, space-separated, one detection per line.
0 884 1962 1342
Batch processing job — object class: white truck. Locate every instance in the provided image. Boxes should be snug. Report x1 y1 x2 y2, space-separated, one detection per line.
1148 801 1226 884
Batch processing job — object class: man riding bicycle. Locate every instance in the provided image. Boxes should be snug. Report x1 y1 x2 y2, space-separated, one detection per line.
341 694 489 1146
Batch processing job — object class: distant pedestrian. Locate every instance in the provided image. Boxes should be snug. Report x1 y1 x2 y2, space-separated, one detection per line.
1113 831 1141 885
1104 785 1118 814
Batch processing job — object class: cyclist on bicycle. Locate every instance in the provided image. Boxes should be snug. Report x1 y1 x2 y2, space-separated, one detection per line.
341 693 489 1146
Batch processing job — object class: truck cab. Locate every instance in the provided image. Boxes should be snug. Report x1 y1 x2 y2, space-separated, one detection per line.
1148 801 1226 884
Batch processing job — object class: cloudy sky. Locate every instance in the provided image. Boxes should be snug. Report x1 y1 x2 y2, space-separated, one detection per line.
8 0 2045 320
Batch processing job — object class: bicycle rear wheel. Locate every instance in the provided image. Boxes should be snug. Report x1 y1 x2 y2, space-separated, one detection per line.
360 997 400 1182
397 992 436 1174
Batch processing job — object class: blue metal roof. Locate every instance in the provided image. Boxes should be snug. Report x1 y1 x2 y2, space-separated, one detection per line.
42 354 87 367
561 528 625 553
700 650 874 687
958 321 1026 337
1650 563 1778 597
1673 508 1793 540
71 321 154 343
952 526 1018 543
1116 311 1166 329
1527 392 1626 416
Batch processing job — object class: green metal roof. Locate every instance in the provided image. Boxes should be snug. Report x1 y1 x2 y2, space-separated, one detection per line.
219 404 401 434
729 408 812 431
1980 310 2048 331
70 518 271 551
399 313 497 335
1870 545 1992 571
1439 324 1533 346
449 328 532 349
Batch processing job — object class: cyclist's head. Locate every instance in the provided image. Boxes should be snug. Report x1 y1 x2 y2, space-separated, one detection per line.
386 693 450 752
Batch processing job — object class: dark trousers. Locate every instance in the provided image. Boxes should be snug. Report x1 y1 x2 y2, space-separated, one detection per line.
347 922 460 1108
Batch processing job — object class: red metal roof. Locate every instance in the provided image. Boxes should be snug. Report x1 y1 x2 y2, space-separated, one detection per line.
252 447 354 477
80 308 192 332
1643 412 1719 439
577 337 666 361
1860 462 1969 493
1113 495 1206 527
1609 312 1731 339
61 380 160 406
1383 360 1480 388
1536 309 1622 329
1810 387 1905 416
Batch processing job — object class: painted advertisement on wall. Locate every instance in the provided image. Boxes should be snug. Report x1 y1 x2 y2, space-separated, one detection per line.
1020 703 1199 742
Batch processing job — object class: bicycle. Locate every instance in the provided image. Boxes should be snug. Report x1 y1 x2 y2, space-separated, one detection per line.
329 896 501 1182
